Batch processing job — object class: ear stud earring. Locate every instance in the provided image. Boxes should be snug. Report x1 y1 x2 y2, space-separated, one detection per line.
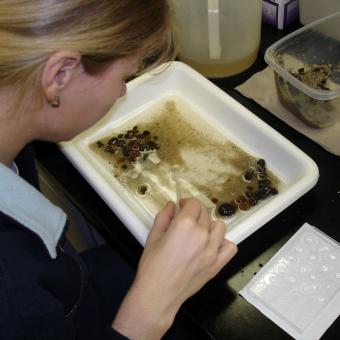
48 95 60 108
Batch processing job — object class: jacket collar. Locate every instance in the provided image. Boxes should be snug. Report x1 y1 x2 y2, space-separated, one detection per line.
0 161 66 259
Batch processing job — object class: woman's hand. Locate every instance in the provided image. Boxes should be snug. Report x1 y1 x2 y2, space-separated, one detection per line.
112 198 237 339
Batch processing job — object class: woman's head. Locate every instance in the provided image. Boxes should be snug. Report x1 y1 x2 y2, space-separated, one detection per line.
0 0 175 113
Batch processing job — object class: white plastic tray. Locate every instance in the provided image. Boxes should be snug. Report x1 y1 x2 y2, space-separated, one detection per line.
59 61 319 246
240 223 340 340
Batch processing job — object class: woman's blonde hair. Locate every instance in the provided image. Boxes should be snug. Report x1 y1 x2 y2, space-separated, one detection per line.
0 0 175 112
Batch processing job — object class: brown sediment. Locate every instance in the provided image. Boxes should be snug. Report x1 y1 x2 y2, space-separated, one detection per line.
90 100 280 218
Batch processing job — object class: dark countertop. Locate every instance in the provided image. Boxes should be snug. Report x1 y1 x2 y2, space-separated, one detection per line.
35 22 340 340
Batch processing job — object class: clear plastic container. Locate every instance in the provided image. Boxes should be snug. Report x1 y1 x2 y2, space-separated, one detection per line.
299 0 340 25
265 12 340 128
169 0 262 78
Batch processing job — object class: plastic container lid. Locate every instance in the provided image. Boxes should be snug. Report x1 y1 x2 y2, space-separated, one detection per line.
265 12 340 101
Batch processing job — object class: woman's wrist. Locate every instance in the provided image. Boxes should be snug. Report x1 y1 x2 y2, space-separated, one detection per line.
112 281 179 339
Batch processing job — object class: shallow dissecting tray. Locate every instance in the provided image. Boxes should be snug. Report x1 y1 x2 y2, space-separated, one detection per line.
60 61 319 246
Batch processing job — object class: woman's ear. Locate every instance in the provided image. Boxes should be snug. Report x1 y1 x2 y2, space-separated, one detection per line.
41 50 82 103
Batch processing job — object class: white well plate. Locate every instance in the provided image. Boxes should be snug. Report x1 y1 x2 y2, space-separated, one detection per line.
240 223 340 340
59 61 319 246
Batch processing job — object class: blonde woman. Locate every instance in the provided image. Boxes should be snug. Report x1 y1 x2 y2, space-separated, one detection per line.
0 1 237 339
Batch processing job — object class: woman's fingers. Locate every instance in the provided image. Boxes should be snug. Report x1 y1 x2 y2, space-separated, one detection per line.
213 239 238 274
178 198 202 220
196 207 210 230
179 198 188 209
203 220 237 277
208 219 227 251
149 198 237 279
148 201 175 242
179 198 210 230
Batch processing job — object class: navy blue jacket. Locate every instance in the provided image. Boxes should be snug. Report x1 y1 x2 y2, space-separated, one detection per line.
0 145 128 340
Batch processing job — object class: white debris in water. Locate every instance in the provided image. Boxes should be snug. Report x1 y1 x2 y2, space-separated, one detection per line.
148 152 161 165
179 147 240 186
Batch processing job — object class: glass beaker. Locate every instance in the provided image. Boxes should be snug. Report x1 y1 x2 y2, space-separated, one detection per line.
170 0 262 78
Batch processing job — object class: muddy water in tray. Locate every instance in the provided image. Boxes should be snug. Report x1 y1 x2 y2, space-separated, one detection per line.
90 98 280 225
